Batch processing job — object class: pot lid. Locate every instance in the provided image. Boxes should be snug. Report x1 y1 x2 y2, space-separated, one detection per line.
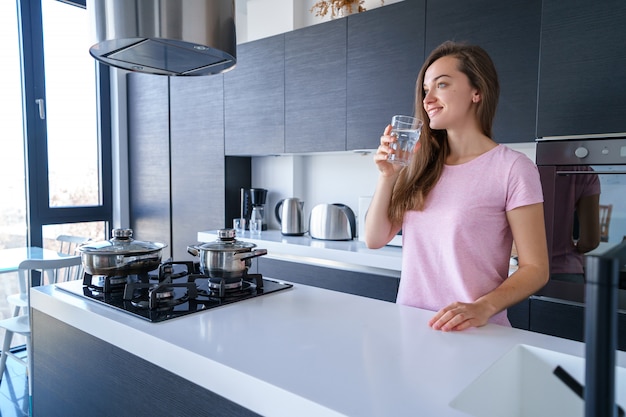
197 229 256 252
78 228 166 255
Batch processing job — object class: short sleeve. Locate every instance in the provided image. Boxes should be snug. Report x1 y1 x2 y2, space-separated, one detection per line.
506 154 543 211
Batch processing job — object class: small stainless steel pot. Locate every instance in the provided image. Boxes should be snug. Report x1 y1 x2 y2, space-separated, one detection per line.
187 229 267 278
78 228 166 276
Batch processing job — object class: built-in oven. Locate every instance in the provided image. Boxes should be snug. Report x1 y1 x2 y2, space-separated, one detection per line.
536 136 626 292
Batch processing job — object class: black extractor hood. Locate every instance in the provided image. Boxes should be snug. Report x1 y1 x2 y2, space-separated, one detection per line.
87 0 236 76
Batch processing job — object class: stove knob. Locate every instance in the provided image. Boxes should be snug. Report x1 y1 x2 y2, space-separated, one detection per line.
574 146 589 159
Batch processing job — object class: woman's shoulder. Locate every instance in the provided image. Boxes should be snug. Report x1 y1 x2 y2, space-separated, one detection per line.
491 144 537 167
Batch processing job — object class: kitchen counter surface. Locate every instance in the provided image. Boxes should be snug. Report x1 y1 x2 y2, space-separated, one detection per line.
32 280 626 417
197 230 402 274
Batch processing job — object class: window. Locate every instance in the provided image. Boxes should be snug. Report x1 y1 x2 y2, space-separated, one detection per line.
12 0 112 249
0 0 112 347
0 0 27 250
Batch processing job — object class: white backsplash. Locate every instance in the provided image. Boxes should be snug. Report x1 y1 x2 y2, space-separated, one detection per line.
251 142 537 231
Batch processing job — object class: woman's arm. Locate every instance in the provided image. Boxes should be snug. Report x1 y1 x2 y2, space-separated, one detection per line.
575 193 601 253
429 202 549 331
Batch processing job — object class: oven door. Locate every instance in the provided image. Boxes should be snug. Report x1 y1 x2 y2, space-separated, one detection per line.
540 164 626 287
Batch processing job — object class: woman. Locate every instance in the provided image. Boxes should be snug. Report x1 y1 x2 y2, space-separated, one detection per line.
365 41 549 331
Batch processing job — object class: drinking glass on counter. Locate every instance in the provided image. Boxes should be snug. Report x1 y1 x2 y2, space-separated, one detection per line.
233 218 246 236
387 115 423 166
249 218 262 235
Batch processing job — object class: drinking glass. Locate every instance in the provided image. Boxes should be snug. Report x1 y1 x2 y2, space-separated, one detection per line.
233 218 246 236
249 218 262 235
387 115 423 166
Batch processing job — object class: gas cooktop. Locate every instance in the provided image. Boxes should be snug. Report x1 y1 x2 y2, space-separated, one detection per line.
55 262 293 322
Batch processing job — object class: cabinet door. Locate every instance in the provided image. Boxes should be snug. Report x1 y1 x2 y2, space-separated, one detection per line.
537 0 626 137
170 76 225 261
346 1 425 150
258 258 400 302
425 0 541 143
285 20 347 153
529 296 626 351
127 74 172 259
224 34 285 155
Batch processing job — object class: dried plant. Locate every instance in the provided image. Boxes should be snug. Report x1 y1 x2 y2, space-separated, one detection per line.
310 0 384 18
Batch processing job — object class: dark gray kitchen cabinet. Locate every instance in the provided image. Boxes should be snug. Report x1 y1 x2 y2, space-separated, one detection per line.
127 74 173 259
425 0 541 143
128 74 226 260
529 296 626 351
32 310 259 417
285 19 347 153
346 0 425 150
257 258 399 302
537 0 626 137
170 76 225 260
224 34 285 155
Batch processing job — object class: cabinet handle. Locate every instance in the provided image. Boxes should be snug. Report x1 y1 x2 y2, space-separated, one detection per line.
35 98 45 120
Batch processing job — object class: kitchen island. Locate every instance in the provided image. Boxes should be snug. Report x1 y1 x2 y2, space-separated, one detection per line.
31 279 625 417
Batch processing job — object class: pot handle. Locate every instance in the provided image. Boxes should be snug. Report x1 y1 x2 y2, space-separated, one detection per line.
187 246 200 257
233 249 268 261
275 200 284 224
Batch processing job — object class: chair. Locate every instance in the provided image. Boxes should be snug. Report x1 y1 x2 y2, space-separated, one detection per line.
54 234 90 282
599 204 613 242
7 235 89 317
55 234 90 255
0 256 82 383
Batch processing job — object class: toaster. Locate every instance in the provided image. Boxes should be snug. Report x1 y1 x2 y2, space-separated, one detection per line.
309 203 356 241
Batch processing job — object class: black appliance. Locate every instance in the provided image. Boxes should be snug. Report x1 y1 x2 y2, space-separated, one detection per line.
241 188 268 230
536 136 626 288
584 239 626 417
55 261 292 322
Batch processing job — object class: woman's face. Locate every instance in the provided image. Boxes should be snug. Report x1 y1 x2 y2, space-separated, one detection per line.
422 56 480 131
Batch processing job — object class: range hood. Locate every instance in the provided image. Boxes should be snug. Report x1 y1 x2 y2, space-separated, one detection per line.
87 0 236 76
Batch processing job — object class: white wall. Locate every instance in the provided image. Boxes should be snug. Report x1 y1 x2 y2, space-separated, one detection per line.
251 152 379 230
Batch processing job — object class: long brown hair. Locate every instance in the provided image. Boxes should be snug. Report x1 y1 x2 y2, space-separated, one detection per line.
388 41 500 224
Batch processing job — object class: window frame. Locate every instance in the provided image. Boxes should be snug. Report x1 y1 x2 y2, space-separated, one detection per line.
17 0 112 246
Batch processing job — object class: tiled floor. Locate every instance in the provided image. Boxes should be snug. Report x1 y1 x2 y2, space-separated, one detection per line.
0 348 29 417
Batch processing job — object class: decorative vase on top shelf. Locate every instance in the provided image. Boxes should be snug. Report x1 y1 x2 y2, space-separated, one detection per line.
310 0 384 19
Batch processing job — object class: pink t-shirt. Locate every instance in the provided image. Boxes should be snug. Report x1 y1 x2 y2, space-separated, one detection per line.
396 145 543 326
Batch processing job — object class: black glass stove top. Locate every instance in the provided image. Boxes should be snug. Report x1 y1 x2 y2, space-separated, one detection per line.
55 269 293 323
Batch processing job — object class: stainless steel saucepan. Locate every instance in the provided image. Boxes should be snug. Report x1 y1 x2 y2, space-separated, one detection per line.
187 229 267 278
78 228 166 276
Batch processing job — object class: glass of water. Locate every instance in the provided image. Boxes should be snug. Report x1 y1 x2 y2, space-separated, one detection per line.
387 115 423 166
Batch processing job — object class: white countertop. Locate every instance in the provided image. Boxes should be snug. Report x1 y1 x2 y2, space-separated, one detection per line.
197 230 402 274
31 280 626 417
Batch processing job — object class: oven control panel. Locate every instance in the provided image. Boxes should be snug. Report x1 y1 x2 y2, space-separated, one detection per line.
536 137 626 165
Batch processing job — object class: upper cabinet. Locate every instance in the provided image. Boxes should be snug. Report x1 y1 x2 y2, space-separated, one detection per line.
425 0 542 144
224 34 285 155
284 19 347 153
346 1 425 150
537 0 626 138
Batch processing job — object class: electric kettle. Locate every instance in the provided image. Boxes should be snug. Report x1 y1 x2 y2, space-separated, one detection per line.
275 198 306 236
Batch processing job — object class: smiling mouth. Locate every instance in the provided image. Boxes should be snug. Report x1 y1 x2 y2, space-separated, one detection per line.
427 108 441 118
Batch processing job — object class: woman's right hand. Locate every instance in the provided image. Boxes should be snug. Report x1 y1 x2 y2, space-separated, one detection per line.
374 125 405 177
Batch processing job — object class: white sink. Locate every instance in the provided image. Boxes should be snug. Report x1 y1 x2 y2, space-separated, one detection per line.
450 344 626 417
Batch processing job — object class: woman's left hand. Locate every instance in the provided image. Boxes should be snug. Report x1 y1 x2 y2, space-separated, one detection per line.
428 300 496 331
